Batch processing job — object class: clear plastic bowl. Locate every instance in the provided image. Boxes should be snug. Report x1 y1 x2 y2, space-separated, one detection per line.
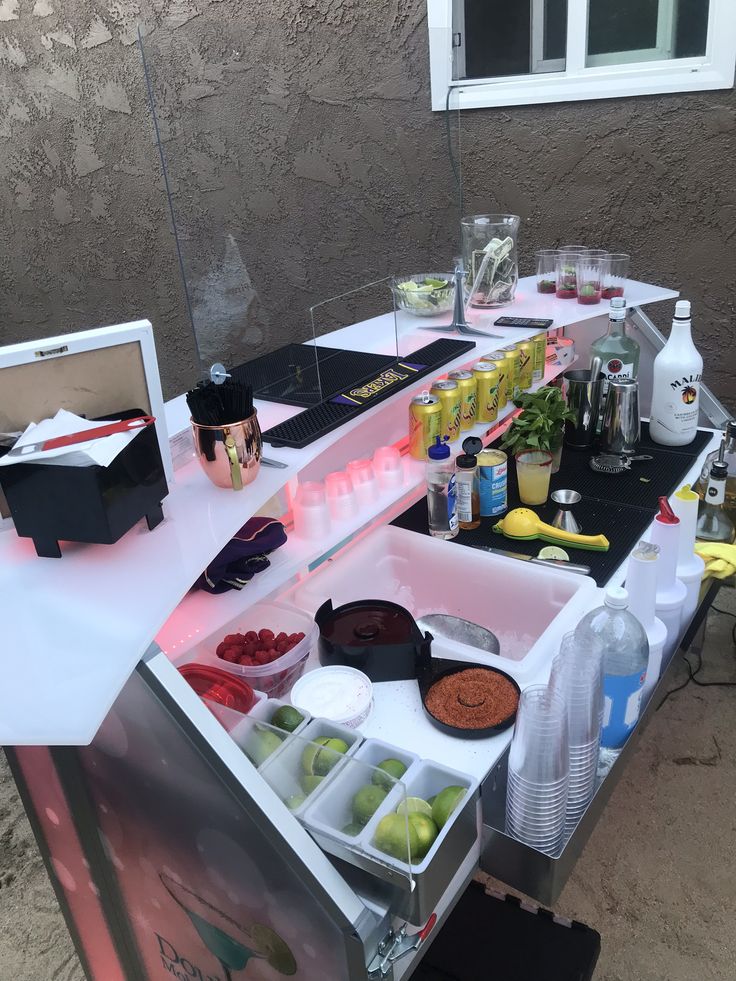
188 602 318 698
391 274 455 317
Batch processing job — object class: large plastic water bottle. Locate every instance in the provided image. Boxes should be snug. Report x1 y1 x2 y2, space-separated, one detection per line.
574 586 649 752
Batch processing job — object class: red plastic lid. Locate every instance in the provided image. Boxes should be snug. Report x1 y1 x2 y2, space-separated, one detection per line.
179 664 256 714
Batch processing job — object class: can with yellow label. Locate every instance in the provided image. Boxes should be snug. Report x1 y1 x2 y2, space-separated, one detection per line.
409 392 442 460
516 341 535 390
471 362 500 424
447 370 477 431
493 349 517 405
430 379 462 442
500 344 520 394
532 332 547 383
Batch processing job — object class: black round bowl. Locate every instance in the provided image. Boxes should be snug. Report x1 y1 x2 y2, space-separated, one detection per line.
418 659 520 739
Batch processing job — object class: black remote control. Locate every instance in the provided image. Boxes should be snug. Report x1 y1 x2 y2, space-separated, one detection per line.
494 317 554 329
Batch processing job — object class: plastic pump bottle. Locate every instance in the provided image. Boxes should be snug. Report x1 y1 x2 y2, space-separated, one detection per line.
575 586 649 752
647 497 687 667
671 484 706 630
625 542 668 707
649 300 703 447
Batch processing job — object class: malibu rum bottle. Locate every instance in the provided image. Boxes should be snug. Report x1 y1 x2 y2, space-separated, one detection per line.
649 300 703 447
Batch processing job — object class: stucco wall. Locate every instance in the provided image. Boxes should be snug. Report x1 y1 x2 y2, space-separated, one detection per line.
1 1 734 408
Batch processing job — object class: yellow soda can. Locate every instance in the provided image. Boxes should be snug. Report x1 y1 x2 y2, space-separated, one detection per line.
409 391 442 460
430 379 462 442
447 370 477 431
532 332 547 383
516 340 535 390
472 361 500 424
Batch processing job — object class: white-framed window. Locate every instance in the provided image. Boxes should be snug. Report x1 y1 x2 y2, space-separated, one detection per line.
427 0 736 111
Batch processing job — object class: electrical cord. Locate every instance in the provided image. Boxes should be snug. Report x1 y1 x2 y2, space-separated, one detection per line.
657 604 736 709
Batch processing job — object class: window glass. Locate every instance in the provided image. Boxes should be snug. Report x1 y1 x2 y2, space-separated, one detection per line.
587 0 709 66
462 0 568 79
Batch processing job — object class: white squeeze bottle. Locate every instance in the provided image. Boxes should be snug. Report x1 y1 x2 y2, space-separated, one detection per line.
649 300 703 446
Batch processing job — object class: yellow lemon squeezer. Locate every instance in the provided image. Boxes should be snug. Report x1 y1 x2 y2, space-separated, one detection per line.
493 508 610 551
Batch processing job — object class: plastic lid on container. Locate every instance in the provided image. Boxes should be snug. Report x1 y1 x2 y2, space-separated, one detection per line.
179 664 256 713
655 496 679 525
674 300 691 319
290 665 373 726
428 435 451 460
604 585 629 609
710 460 729 479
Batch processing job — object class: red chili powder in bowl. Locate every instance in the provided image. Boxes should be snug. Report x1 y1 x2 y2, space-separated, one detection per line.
425 668 519 730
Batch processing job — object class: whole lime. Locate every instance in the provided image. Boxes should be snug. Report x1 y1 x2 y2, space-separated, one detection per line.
374 813 419 863
352 785 388 825
285 794 306 811
372 758 407 790
270 706 305 733
408 813 439 860
431 786 466 830
246 729 283 767
300 774 325 795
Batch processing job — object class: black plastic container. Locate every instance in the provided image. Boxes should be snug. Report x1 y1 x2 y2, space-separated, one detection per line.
314 598 431 682
417 649 520 739
0 409 168 558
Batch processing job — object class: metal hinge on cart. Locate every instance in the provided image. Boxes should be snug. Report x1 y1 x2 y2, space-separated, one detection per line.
367 914 437 978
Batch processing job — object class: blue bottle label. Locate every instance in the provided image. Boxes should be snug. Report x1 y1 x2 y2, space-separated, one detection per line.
601 668 646 749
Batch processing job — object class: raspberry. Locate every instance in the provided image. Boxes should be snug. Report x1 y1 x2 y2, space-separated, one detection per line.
223 634 240 646
239 655 255 666
275 632 287 643
222 647 240 663
245 630 258 643
216 642 229 658
255 649 270 665
258 628 275 642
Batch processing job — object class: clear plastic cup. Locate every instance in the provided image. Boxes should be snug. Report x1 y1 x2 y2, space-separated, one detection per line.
508 686 569 785
602 253 630 300
373 445 404 490
346 458 377 506
575 254 608 305
325 471 357 521
535 250 559 295
555 251 581 299
293 481 331 539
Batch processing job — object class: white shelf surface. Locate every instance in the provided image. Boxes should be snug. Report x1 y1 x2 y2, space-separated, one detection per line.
0 279 678 745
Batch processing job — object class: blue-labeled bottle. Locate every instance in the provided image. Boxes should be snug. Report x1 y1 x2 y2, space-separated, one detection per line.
574 586 649 751
427 436 458 540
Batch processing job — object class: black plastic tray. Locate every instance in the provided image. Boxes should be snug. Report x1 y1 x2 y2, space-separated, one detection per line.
394 426 711 586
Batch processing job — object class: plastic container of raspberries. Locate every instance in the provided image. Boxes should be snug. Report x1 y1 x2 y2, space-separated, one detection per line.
192 602 318 698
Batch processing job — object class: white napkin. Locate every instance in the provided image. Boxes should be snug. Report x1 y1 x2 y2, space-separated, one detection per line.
0 409 144 468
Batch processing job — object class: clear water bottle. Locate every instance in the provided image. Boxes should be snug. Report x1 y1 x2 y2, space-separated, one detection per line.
427 436 458 540
574 586 649 756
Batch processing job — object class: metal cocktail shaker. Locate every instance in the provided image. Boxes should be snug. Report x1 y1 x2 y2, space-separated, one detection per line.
600 378 640 456
562 368 604 449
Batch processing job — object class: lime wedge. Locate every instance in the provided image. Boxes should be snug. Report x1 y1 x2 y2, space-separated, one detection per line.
424 278 449 289
396 797 433 819
398 280 418 291
538 546 570 561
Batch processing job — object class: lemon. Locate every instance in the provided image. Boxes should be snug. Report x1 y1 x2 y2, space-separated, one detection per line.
396 797 433 819
372 758 407 790
408 813 439 860
538 545 570 561
270 706 304 732
374 812 419 863
300 774 325 795
352 785 388 825
431 786 466 830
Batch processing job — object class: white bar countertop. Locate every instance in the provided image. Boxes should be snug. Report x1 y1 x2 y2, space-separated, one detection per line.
0 278 685 745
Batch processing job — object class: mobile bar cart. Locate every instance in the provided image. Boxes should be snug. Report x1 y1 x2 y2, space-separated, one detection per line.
1 280 727 981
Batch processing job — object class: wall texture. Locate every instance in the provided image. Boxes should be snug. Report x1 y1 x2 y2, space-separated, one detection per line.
1 1 734 407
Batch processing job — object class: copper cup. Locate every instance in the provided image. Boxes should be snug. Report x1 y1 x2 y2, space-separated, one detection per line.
191 412 262 490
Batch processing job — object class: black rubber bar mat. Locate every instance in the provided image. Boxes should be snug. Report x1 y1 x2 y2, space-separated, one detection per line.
230 344 396 407
393 427 711 586
262 338 476 449
411 880 600 981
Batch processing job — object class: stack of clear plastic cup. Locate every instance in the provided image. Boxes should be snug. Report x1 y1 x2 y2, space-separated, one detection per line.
293 481 331 539
325 471 357 521
549 632 604 837
346 458 377 506
505 686 569 856
373 446 404 490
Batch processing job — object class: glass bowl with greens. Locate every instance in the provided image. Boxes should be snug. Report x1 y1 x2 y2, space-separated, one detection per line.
391 274 455 317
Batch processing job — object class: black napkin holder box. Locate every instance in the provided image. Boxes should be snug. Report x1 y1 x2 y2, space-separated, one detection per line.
0 409 169 558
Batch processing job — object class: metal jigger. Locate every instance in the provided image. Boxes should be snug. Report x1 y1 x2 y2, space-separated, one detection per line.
421 263 502 337
551 489 582 534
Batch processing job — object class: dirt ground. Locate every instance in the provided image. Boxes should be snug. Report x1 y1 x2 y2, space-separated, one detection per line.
1 590 734 981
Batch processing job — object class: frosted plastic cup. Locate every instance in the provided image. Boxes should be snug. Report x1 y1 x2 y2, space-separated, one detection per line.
293 481 331 539
508 686 569 785
602 253 630 300
346 458 377 506
325 471 357 521
373 446 404 490
515 451 553 506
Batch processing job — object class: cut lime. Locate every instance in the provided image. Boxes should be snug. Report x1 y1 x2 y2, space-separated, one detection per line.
538 546 570 561
396 797 433 819
424 278 449 289
270 706 304 733
372 758 407 790
352 785 388 825
246 730 283 767
301 736 348 776
300 774 325 795
398 280 418 291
